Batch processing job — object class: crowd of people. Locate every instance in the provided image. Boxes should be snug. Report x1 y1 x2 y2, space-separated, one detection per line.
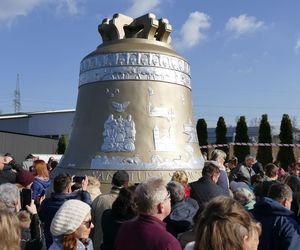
1 150 300 249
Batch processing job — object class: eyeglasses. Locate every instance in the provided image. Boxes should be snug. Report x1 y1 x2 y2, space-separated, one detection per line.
82 220 93 228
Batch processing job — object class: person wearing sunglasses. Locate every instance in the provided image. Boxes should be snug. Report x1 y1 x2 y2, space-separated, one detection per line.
49 199 94 250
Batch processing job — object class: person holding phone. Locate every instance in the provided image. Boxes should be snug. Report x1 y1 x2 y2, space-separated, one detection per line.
39 173 91 248
0 183 44 249
19 200 44 250
15 171 34 210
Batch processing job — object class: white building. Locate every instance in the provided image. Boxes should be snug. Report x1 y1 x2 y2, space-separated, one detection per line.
0 109 75 138
0 109 75 162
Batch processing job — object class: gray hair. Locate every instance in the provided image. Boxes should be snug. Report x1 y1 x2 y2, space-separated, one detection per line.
0 183 19 209
167 181 185 204
210 149 226 161
135 177 167 215
245 154 256 161
233 187 254 205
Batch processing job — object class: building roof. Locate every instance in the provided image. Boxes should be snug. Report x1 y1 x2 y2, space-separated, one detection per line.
0 109 75 120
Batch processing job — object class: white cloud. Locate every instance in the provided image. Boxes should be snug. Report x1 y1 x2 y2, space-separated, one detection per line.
294 38 300 52
0 0 44 25
126 0 161 18
55 0 83 16
0 0 83 26
225 14 264 38
173 11 211 50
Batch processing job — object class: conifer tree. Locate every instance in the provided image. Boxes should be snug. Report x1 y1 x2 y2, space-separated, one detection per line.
196 118 208 154
256 114 273 167
57 135 67 154
215 116 228 155
234 116 250 162
277 114 295 169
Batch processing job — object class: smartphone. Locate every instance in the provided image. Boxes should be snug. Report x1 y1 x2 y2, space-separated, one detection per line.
73 176 85 183
20 188 32 210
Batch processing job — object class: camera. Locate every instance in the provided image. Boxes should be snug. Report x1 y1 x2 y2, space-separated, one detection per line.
73 176 85 183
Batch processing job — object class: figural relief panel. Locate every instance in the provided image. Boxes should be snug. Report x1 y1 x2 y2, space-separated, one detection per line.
101 114 136 152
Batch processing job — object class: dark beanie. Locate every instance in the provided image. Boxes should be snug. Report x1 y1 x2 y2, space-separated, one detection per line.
112 170 129 187
16 170 34 187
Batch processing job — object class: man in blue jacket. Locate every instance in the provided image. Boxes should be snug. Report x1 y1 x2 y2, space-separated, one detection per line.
251 183 300 250
39 173 91 248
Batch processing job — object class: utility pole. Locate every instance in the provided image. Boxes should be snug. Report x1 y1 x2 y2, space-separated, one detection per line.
13 74 21 113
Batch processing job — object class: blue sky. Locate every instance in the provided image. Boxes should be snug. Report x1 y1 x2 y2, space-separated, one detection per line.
1 0 300 128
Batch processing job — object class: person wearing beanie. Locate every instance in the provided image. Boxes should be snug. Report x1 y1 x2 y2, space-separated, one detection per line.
49 199 94 250
91 170 129 250
16 170 34 189
39 174 92 249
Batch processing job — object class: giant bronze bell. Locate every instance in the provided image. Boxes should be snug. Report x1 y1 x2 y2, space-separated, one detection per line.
54 13 204 185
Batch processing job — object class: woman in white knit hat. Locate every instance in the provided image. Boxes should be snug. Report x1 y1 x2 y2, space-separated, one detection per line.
49 199 94 250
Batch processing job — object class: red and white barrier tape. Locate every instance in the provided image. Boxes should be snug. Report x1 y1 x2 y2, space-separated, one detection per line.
199 142 300 149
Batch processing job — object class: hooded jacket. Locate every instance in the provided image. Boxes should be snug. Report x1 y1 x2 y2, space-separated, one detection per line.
31 177 51 200
251 197 300 250
164 198 199 237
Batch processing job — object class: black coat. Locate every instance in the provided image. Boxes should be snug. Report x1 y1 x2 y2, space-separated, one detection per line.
0 169 16 184
252 162 264 175
101 209 136 250
21 214 44 250
190 176 228 209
